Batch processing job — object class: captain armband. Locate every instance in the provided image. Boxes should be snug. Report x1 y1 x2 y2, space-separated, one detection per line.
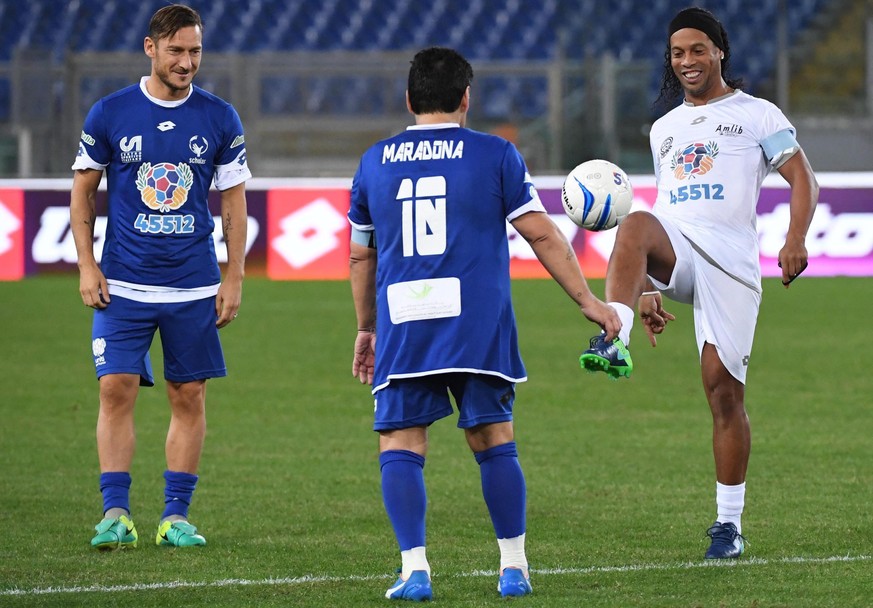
761 129 800 169
350 226 377 249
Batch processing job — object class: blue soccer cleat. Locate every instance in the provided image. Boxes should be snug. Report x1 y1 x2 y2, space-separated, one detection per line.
579 334 633 379
497 568 532 598
385 569 432 601
705 522 745 559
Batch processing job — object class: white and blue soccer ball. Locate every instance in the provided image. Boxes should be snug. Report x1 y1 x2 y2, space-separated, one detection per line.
561 159 633 231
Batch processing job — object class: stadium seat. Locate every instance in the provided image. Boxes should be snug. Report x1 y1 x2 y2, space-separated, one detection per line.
0 0 831 125
0 79 9 122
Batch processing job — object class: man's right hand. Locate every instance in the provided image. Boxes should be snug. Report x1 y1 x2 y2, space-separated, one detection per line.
79 264 110 309
639 292 674 347
581 299 621 342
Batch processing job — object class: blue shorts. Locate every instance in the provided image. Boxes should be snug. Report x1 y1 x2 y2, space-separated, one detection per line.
373 373 516 431
91 295 226 386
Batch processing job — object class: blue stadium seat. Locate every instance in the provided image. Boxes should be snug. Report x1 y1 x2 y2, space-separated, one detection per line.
0 78 9 122
261 78 300 114
0 0 830 125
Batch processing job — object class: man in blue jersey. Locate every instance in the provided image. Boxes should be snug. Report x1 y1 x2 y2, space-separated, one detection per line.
349 47 620 600
580 7 818 559
70 4 250 550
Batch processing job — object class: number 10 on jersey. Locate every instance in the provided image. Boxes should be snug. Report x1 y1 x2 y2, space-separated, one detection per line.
398 176 447 257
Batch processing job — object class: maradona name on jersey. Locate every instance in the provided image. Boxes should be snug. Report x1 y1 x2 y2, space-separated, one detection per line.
382 139 464 164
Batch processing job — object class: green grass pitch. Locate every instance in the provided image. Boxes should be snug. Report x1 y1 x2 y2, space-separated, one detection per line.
0 275 870 607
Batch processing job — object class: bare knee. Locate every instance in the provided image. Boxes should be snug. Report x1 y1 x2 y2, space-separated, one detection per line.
706 384 746 423
609 211 676 286
167 380 207 417
610 212 649 253
99 374 139 413
465 422 514 453
379 427 428 456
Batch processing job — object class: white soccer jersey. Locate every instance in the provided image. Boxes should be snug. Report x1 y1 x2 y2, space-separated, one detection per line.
649 90 795 292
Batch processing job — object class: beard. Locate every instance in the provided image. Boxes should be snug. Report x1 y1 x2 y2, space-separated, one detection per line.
155 67 194 94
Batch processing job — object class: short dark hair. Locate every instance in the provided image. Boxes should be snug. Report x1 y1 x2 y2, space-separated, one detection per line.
407 47 473 115
148 4 202 42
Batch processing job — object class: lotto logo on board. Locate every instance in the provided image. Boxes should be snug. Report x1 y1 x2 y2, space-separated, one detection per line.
267 188 351 279
0 189 24 280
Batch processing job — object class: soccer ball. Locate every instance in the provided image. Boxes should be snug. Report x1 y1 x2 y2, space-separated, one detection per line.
561 159 633 231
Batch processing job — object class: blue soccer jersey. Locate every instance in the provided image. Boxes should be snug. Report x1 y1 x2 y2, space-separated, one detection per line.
349 123 545 392
72 77 251 292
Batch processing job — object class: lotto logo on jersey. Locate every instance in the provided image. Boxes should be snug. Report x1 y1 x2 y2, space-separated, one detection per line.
671 141 719 180
135 162 193 211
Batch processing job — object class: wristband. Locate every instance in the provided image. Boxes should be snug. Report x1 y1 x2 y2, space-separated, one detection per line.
641 291 660 296
358 327 376 333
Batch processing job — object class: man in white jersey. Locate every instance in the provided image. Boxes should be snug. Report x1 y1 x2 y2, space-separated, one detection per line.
349 47 620 600
580 7 818 559
70 4 250 550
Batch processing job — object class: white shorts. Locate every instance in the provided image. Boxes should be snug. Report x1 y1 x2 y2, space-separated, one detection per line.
648 216 761 384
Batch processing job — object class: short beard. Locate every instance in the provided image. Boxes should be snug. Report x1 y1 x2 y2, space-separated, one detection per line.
157 71 192 94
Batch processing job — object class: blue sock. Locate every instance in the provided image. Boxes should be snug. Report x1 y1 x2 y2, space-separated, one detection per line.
379 450 426 551
99 472 132 515
475 441 526 539
162 470 198 520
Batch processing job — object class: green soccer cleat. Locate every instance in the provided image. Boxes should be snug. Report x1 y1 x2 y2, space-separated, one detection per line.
91 515 138 550
579 333 634 379
156 520 207 547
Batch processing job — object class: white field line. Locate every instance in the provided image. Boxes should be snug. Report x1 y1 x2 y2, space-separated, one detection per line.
1 554 870 597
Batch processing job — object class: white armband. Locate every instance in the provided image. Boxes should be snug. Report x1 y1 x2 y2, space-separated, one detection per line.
761 129 800 169
351 226 376 248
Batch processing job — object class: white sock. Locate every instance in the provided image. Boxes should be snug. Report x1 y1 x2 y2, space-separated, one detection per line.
162 514 186 523
716 481 745 533
401 546 430 579
497 534 528 576
608 302 634 346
